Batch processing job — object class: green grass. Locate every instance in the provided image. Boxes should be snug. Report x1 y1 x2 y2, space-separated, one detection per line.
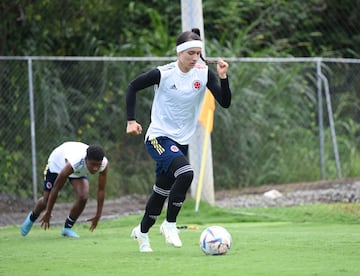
1 200 360 275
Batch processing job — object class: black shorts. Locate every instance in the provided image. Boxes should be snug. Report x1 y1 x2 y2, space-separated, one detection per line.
145 136 188 176
42 164 87 192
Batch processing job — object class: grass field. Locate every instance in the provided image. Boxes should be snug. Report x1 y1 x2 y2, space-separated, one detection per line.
1 200 360 275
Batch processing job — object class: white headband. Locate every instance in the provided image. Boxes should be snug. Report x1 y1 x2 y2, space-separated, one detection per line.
176 40 203 53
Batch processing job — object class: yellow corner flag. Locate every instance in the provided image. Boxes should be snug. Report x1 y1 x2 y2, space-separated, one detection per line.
198 90 215 132
195 89 215 212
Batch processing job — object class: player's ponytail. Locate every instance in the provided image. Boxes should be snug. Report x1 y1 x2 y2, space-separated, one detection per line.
191 28 208 65
191 28 201 37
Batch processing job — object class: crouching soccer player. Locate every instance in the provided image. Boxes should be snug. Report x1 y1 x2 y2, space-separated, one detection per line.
20 141 109 238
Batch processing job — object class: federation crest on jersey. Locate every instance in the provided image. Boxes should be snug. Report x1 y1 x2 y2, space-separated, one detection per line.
193 80 202 90
170 145 179 152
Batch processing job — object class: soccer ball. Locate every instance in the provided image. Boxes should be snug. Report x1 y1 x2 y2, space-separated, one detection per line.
199 225 232 255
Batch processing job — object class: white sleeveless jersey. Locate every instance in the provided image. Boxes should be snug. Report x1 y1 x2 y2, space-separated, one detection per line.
48 141 108 178
145 61 208 145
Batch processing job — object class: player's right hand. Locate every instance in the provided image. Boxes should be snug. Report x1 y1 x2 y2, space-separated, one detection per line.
126 120 142 136
40 211 52 230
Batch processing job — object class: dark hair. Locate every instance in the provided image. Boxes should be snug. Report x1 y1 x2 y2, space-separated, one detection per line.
86 144 105 161
176 28 207 64
176 28 202 45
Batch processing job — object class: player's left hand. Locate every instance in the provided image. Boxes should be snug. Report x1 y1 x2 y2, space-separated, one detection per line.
217 58 229 79
87 215 100 232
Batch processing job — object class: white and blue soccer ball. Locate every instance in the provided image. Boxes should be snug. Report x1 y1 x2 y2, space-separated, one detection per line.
199 225 232 255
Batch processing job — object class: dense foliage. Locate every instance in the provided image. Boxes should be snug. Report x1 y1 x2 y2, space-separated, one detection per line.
1 1 359 198
1 0 359 57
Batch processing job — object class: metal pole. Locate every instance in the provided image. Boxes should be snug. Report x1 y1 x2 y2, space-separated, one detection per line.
316 60 325 179
28 58 37 202
319 73 342 178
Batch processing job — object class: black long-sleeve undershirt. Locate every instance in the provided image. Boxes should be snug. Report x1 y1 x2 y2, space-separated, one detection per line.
126 67 231 121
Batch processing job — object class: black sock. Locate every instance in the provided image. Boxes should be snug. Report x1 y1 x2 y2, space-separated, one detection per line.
29 211 39 222
64 216 76 228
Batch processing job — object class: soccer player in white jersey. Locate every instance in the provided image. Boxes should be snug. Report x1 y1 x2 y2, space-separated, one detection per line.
126 28 231 252
20 141 109 238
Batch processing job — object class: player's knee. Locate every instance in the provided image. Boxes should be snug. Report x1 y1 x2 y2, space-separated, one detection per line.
169 169 194 201
176 169 194 189
76 187 89 202
178 169 193 182
169 155 194 186
77 194 88 204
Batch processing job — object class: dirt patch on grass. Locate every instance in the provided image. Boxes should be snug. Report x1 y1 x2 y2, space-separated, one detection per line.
1 177 359 227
